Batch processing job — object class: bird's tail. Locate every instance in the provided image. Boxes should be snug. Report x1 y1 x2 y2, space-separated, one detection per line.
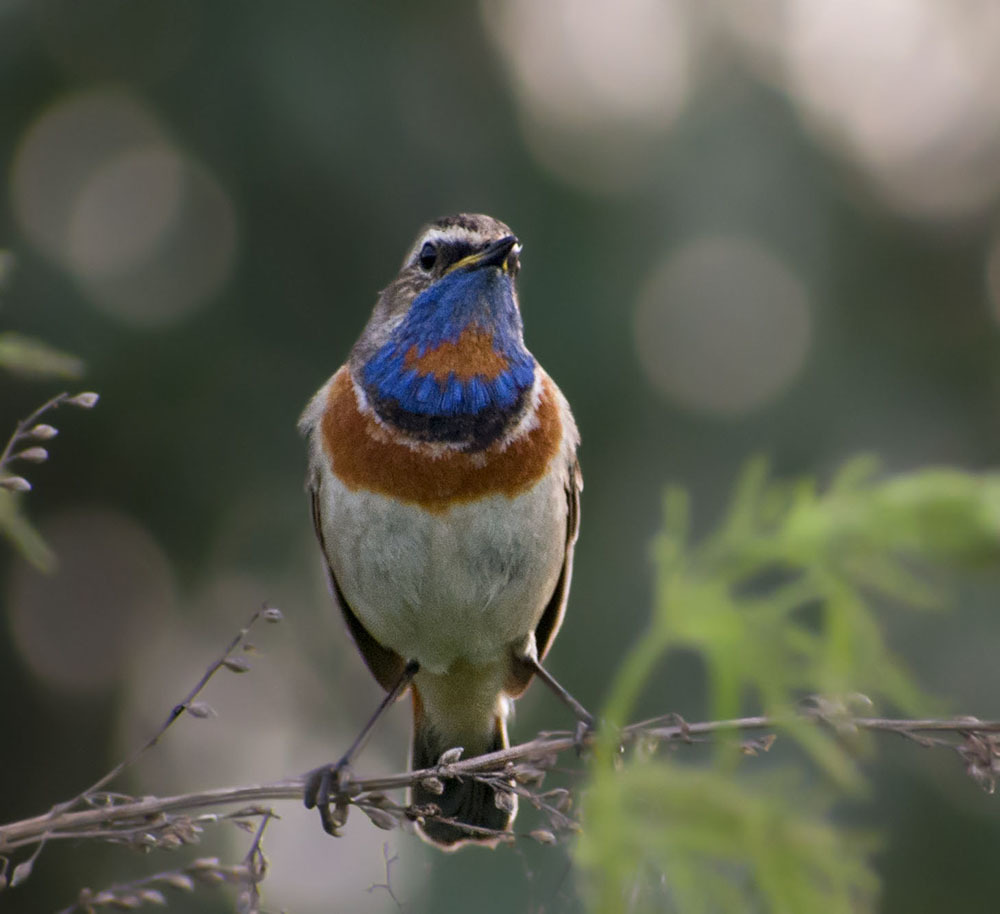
409 685 515 849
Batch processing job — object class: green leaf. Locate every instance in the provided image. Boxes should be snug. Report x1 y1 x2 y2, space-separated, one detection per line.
0 491 55 570
577 459 1000 913
579 760 878 914
0 333 84 379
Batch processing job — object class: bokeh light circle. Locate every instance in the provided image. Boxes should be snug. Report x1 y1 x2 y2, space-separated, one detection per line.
481 0 691 194
10 89 166 261
7 508 176 693
9 87 237 326
67 146 184 278
73 154 238 327
634 236 812 414
726 0 1000 222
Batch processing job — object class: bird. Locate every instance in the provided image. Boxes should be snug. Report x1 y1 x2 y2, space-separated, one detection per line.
299 213 586 849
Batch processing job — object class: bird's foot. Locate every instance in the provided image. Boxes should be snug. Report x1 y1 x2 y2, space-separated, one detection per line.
573 713 596 757
303 759 355 835
520 653 595 753
667 711 692 742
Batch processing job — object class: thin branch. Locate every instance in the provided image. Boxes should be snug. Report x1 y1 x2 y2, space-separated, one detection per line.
55 605 281 815
2 711 998 855
366 843 404 912
4 606 997 910
235 810 274 914
0 392 68 472
54 854 257 914
0 604 283 901
0 390 99 492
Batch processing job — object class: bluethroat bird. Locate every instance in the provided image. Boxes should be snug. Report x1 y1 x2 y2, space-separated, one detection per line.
299 214 589 848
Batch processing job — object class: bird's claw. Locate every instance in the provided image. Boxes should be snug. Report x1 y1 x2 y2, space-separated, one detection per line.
667 712 692 742
573 714 596 757
303 760 353 836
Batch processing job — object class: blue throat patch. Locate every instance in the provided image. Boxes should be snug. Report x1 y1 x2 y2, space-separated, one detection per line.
361 267 536 421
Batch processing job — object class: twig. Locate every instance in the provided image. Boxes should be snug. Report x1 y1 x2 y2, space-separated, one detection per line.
55 604 281 816
366 843 404 911
0 392 67 472
235 810 274 914
0 390 99 491
0 604 282 898
2 712 998 856
54 854 258 914
3 606 997 909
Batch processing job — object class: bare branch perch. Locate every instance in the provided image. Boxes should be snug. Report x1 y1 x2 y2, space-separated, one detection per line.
0 604 282 900
1 602 998 913
2 709 998 858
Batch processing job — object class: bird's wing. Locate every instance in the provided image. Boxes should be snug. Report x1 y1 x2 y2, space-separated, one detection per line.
506 456 582 697
308 470 407 693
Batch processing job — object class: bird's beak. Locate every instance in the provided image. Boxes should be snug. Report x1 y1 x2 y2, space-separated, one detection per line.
446 235 521 276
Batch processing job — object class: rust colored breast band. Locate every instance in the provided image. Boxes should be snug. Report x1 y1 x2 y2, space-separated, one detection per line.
321 367 562 511
403 327 510 382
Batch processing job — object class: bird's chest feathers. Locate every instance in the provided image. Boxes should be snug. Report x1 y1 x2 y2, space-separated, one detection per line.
317 465 568 671
360 270 535 448
320 367 564 511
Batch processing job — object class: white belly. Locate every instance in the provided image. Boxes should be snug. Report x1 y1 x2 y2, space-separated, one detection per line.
317 467 567 674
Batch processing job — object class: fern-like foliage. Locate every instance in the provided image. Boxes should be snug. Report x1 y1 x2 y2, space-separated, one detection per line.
577 458 1000 913
1 251 94 569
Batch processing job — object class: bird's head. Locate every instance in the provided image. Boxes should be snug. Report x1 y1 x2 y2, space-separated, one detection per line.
351 214 536 448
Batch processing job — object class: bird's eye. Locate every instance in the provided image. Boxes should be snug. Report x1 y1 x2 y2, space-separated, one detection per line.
418 242 438 271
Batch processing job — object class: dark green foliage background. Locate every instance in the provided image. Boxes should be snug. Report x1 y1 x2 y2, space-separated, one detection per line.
2 2 1000 911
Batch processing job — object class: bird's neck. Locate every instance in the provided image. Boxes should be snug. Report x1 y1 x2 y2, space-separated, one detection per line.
357 312 536 451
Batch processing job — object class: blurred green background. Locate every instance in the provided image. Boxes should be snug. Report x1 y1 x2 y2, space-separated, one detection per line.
3 1 1000 911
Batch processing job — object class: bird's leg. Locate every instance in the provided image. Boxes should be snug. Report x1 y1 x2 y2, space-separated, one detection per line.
521 654 594 747
304 659 420 835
